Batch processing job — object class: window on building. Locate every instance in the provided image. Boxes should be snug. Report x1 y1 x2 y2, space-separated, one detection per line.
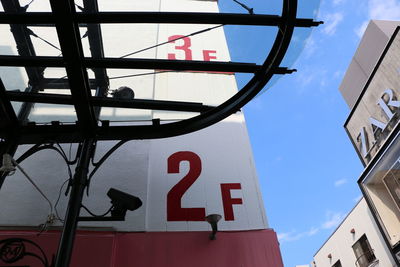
384 167 400 210
352 234 376 267
331 260 342 267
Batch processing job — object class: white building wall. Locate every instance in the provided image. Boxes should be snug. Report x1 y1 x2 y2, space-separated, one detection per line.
0 0 268 232
313 198 395 267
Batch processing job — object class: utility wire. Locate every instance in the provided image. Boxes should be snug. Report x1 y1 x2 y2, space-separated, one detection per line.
26 28 62 52
120 24 224 58
54 178 69 222
21 0 36 11
81 204 113 217
12 159 54 216
232 0 254 14
109 70 182 80
75 3 85 12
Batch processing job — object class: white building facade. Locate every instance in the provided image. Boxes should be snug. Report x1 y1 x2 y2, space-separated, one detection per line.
313 198 396 267
0 0 285 266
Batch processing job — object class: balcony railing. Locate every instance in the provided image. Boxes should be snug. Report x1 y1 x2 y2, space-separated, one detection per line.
355 250 378 267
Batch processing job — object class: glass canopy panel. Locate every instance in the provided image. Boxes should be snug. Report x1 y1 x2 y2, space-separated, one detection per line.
27 103 77 124
0 24 61 57
219 0 282 15
0 24 18 56
258 0 321 94
0 66 75 123
282 0 321 67
81 24 159 59
0 0 321 130
0 66 28 91
224 25 278 95
0 66 72 93
82 0 162 12
0 0 52 12
86 0 223 12
27 26 61 57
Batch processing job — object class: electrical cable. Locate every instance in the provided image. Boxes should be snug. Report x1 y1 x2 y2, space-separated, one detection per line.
108 70 181 80
120 24 224 58
81 204 113 217
11 159 54 217
14 143 75 222
75 3 85 12
55 142 75 168
26 28 62 51
68 143 72 163
21 0 36 11
232 0 254 15
86 139 129 195
54 178 69 222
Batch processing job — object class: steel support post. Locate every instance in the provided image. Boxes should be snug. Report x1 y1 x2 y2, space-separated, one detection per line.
0 139 18 189
54 139 94 267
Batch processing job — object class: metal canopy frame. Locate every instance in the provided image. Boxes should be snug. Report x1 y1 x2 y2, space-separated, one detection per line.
0 0 321 266
0 0 321 144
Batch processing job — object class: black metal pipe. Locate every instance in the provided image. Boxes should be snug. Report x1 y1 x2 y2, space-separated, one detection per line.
0 0 45 123
50 0 97 133
84 58 260 72
0 11 322 27
39 78 98 89
6 91 215 113
54 138 94 267
83 0 109 119
0 78 19 190
0 79 18 129
0 138 19 189
0 55 262 73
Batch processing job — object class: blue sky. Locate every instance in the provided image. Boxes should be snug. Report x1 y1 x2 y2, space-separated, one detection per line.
220 0 400 266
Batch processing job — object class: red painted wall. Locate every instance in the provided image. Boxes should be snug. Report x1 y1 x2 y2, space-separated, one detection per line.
0 229 283 267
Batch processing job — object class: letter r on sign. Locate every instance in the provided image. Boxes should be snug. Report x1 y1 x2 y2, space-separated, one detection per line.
221 183 243 221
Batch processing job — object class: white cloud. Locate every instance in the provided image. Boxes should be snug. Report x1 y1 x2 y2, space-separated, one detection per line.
334 178 347 187
322 12 344 36
304 36 316 58
333 70 343 79
277 227 319 243
357 0 400 37
277 211 346 243
296 71 315 87
307 227 319 236
321 211 345 229
356 21 369 38
369 0 400 19
277 231 302 242
333 0 345 6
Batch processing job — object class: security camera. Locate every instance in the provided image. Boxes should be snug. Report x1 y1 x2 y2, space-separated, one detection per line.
111 86 135 100
107 188 142 218
79 188 142 222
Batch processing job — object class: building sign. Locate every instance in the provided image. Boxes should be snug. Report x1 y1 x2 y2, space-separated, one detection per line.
345 29 400 165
